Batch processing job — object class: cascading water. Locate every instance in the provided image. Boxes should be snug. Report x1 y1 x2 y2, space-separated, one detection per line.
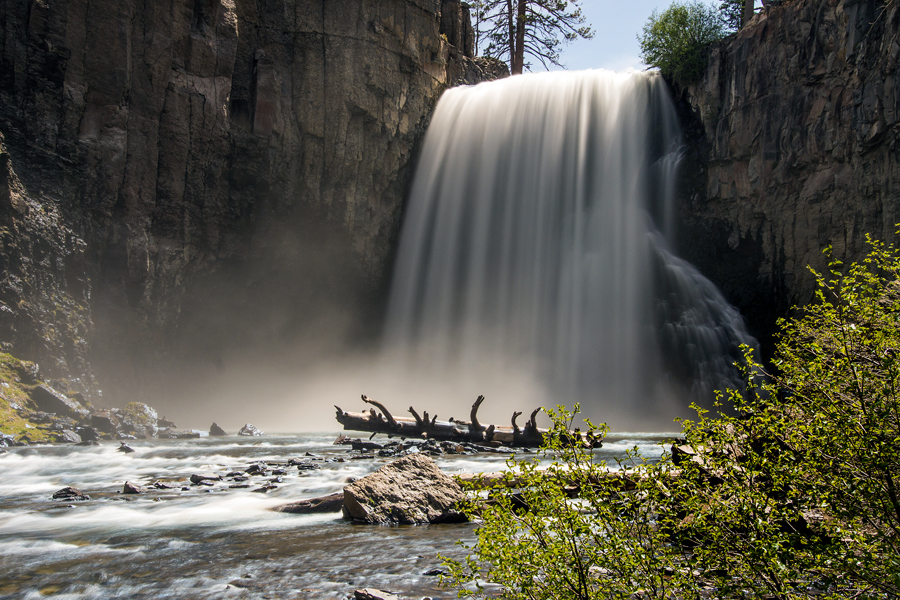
384 70 755 429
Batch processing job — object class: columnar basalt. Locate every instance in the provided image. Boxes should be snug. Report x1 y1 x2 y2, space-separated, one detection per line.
675 0 900 351
0 0 504 406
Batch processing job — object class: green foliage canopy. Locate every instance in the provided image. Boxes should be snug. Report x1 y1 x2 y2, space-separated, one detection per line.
445 235 900 599
638 1 726 86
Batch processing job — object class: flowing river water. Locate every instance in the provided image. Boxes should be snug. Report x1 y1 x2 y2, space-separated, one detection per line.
0 433 673 599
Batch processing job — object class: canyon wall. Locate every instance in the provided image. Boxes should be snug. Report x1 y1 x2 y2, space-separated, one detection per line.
675 0 900 353
0 0 502 405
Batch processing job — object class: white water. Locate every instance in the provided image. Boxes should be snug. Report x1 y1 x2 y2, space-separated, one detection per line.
0 434 672 599
385 70 755 429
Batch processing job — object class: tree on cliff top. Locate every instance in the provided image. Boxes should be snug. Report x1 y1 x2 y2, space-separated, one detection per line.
472 0 593 75
638 1 725 86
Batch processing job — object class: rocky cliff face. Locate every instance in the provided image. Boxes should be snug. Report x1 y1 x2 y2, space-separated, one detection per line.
0 0 504 406
675 0 900 351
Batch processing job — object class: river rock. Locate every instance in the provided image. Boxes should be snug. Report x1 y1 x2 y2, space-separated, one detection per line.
354 589 399 600
30 385 90 421
122 481 144 494
238 424 264 437
91 412 120 435
119 403 159 438
273 492 344 514
52 487 90 501
209 423 227 436
53 429 82 444
117 443 135 453
190 473 222 484
342 454 467 525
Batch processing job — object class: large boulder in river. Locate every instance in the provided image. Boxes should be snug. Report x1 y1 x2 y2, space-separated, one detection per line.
119 403 159 438
209 422 227 436
238 423 264 437
342 454 467 525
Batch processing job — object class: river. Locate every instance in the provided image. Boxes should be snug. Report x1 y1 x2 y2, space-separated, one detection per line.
0 433 673 599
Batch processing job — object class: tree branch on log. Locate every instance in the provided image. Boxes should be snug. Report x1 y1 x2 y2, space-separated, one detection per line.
334 395 601 448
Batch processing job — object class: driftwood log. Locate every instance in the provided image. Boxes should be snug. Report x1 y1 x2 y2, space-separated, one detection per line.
334 395 601 448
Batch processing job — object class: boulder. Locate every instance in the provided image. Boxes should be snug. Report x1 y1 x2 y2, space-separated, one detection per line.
117 443 135 453
273 492 344 514
52 487 90 501
238 423 264 436
190 473 222 484
209 422 227 436
342 454 467 525
123 481 144 494
119 403 159 438
53 430 82 444
30 385 90 421
91 412 120 434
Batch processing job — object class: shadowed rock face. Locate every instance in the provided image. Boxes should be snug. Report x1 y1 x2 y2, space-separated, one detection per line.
674 0 900 356
0 0 504 405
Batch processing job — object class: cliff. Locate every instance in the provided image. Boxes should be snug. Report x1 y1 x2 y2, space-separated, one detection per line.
0 0 504 406
675 0 900 352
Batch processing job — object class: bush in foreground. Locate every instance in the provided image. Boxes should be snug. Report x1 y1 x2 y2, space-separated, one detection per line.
445 236 900 598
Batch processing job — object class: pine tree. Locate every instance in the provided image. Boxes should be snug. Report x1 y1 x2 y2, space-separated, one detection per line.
473 0 593 75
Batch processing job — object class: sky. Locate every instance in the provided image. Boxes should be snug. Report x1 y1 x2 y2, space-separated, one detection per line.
545 0 763 73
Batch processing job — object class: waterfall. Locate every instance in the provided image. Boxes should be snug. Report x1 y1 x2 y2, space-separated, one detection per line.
384 70 756 430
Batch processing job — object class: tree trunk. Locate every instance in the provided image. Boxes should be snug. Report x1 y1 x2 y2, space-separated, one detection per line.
506 0 516 73
512 0 526 74
742 0 754 27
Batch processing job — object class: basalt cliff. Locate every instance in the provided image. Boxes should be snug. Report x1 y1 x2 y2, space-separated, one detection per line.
675 0 900 352
0 0 504 407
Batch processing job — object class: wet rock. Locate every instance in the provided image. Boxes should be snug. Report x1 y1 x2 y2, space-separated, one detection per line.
350 454 375 460
229 484 251 489
245 463 268 475
151 481 176 489
119 403 159 438
273 492 344 514
251 485 277 493
354 589 399 600
423 567 448 576
209 423 227 436
190 473 222 484
30 385 90 421
122 481 144 494
0 432 15 448
52 487 90 501
91 412 120 435
295 463 320 471
157 416 176 428
238 424 264 437
117 443 135 453
342 454 468 525
53 430 82 444
75 426 99 441
352 440 383 451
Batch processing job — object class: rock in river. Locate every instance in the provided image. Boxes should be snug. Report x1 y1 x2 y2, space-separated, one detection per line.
342 454 467 525
238 424 264 437
273 492 344 514
123 481 145 494
209 422 227 436
52 487 90 501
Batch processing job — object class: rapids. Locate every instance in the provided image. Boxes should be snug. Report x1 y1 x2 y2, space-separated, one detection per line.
0 434 671 599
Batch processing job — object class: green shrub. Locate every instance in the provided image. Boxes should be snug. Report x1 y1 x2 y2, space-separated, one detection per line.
445 236 900 598
638 1 725 86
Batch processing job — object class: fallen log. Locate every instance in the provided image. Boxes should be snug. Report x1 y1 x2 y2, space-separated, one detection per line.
334 395 601 448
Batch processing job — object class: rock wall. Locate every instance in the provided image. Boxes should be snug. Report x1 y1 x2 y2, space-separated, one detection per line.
675 0 900 353
0 0 503 405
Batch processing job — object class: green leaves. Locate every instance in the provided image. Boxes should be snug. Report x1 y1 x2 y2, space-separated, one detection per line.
638 1 726 86
444 235 900 598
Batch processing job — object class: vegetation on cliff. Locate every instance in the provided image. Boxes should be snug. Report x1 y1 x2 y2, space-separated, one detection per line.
445 237 900 598
638 1 726 86
0 353 51 442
